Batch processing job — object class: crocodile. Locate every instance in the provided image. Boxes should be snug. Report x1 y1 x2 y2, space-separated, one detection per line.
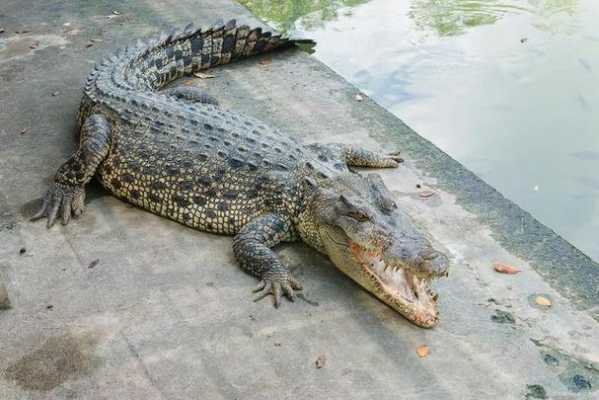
32 19 450 328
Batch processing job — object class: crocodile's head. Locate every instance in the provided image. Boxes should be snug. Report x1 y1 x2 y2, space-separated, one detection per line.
301 172 449 328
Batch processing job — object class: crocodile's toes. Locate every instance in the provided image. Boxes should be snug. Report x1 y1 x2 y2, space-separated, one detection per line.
385 151 404 166
253 275 303 308
31 183 86 228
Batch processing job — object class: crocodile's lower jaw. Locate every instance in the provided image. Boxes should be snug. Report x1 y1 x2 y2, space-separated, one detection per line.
349 243 439 328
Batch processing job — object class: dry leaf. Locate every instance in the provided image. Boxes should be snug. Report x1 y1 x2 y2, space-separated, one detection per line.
535 296 552 307
315 354 326 369
416 345 429 358
355 94 364 102
493 262 521 274
259 58 272 65
193 72 216 79
419 190 435 198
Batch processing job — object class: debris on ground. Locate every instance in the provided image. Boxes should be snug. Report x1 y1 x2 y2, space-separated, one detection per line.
112 10 120 15
19 247 26 255
19 129 28 135
46 305 53 310
419 190 435 199
86 42 94 48
88 259 100 269
354 94 364 102
29 41 39 49
315 354 326 368
0 28 5 34
534 295 551 307
416 345 429 358
51 91 60 97
493 262 520 274
521 37 528 44
259 58 271 66
193 72 216 79
570 374 592 392
0 282 11 310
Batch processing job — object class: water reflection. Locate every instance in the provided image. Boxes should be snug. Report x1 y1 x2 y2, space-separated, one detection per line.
239 0 369 33
240 0 599 261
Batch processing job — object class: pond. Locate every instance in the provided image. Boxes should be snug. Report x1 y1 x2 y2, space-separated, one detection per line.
239 0 599 262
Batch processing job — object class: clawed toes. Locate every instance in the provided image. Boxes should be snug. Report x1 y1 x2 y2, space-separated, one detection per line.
252 276 303 308
30 183 85 228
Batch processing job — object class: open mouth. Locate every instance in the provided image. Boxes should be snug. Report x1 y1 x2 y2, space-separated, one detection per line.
349 242 440 328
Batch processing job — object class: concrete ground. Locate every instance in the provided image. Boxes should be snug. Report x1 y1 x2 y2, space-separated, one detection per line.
1 1 598 399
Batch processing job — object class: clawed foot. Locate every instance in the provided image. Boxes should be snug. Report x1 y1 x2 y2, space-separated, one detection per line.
253 272 303 308
31 182 86 228
384 151 404 167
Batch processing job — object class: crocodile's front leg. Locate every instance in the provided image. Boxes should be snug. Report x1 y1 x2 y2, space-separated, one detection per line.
232 213 302 308
341 144 403 168
31 114 111 227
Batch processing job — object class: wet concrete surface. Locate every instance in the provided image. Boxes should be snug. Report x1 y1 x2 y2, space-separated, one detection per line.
0 0 598 399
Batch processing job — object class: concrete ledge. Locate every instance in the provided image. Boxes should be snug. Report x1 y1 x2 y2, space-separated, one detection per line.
1 1 598 399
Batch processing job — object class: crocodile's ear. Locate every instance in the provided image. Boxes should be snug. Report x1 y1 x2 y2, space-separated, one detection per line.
304 177 318 191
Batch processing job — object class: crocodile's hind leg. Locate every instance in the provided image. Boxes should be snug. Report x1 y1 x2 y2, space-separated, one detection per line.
163 86 219 106
232 213 302 308
32 114 111 227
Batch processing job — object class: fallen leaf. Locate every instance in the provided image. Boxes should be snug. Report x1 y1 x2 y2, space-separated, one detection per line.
88 259 100 269
535 295 552 307
416 345 429 358
315 354 326 368
259 58 272 65
419 190 435 198
355 94 364 102
193 72 216 79
86 42 94 48
493 262 521 274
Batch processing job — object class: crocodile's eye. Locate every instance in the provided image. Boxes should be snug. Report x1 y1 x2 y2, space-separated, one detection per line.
348 211 370 222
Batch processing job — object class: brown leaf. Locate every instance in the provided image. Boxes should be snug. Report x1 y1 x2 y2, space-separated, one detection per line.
493 262 521 274
259 58 272 65
534 295 552 307
193 72 216 79
315 354 326 369
416 345 429 358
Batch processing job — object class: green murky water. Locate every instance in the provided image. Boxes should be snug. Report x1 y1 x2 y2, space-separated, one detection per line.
240 0 599 261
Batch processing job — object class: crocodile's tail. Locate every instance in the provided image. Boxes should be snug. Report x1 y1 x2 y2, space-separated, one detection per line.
89 19 311 96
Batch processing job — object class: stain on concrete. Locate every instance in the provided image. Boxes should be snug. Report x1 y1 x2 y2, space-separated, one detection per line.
531 338 599 394
525 384 547 399
491 309 515 324
0 281 11 310
2 331 100 391
0 34 68 64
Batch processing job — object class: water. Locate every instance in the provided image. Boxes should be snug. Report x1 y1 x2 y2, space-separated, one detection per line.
240 0 599 261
